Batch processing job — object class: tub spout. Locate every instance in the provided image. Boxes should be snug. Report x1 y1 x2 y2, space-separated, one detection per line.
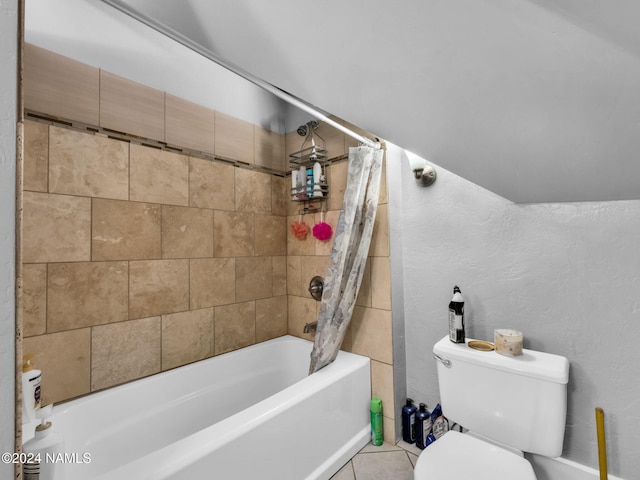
303 321 317 334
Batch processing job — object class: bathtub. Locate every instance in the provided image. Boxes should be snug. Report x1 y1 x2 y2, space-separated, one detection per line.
24 335 371 479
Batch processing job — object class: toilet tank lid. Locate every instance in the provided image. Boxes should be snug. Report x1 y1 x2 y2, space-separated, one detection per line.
434 336 569 384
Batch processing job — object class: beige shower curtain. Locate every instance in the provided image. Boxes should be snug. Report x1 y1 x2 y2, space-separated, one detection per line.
309 146 384 374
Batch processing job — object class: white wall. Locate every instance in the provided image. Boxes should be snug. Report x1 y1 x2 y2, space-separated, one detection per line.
0 0 17 477
25 0 290 133
393 152 640 479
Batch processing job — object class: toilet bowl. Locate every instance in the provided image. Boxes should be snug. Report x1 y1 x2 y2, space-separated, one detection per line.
413 336 570 480
413 430 536 479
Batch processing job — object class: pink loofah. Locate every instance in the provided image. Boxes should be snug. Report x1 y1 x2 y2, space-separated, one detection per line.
290 221 310 240
312 221 333 241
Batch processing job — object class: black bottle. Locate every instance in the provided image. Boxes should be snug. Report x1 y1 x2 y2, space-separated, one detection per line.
448 285 465 343
415 403 432 449
401 398 417 443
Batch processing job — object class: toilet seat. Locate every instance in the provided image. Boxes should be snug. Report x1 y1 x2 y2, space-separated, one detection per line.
414 431 537 480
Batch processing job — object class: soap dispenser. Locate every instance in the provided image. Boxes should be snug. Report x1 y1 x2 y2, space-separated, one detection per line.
23 404 65 480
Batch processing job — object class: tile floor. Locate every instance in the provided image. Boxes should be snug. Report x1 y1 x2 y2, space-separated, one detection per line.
330 441 422 480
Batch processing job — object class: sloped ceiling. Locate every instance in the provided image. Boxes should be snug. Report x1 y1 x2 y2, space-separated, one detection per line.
120 1 640 202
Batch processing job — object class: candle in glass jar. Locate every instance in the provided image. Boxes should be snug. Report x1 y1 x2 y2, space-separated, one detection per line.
494 329 523 356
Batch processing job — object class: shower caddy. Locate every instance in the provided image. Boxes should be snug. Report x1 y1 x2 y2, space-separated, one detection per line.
289 120 329 214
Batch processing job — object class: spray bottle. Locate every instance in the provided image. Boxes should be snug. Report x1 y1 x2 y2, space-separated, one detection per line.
370 398 384 446
448 285 465 343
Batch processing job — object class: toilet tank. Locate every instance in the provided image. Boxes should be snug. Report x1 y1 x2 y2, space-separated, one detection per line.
433 336 569 457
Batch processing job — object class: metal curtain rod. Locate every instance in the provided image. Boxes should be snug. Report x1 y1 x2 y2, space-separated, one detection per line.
99 0 381 150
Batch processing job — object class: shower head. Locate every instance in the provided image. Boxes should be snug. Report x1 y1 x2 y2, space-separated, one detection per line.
296 120 320 137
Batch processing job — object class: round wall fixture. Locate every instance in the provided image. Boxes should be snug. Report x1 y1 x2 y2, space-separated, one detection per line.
308 276 324 301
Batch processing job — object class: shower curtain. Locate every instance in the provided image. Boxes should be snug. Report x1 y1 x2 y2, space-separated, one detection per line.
309 146 384 374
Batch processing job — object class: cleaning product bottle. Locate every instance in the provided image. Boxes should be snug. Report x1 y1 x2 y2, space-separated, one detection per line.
370 398 384 446
401 398 417 443
23 404 65 480
448 285 465 343
431 403 450 440
22 354 42 423
415 403 432 449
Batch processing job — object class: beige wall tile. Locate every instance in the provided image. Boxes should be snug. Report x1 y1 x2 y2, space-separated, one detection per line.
255 126 285 171
350 306 393 364
327 159 348 211
189 157 235 211
165 94 215 154
23 120 48 192
91 317 161 391
23 192 91 263
215 111 254 164
235 168 272 214
255 214 286 256
130 144 189 206
161 308 214 370
214 211 255 257
23 329 91 404
190 258 236 309
285 130 305 159
370 204 390 257
236 257 274 302
272 256 287 297
48 261 128 332
371 360 395 421
317 119 346 160
356 258 372 308
287 214 316 256
129 260 189 318
100 71 165 141
287 256 302 296
24 44 99 125
23 264 47 337
383 415 396 445
287 295 317 341
371 256 392 310
341 325 353 353
49 126 129 199
256 296 287 343
92 199 161 261
300 256 331 301
271 175 289 217
378 154 389 205
215 301 256 355
314 209 339 256
287 195 300 217
162 205 214 259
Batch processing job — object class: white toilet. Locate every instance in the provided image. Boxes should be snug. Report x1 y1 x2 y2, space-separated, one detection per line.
414 336 570 479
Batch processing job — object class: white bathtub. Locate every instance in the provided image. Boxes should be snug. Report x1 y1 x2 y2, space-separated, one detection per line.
25 335 371 480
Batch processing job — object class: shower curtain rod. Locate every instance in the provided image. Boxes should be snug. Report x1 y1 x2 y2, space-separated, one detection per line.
99 0 381 150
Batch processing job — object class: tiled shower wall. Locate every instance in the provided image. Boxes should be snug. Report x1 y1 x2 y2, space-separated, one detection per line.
21 44 396 444
22 121 288 404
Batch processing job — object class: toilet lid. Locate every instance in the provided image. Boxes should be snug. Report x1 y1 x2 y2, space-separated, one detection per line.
414 431 537 480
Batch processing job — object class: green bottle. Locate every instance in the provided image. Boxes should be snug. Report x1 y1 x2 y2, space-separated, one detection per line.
370 398 384 446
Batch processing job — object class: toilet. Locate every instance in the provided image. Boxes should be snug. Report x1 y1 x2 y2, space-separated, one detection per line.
414 336 570 479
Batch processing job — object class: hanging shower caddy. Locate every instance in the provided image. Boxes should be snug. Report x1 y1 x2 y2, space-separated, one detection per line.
289 120 329 213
